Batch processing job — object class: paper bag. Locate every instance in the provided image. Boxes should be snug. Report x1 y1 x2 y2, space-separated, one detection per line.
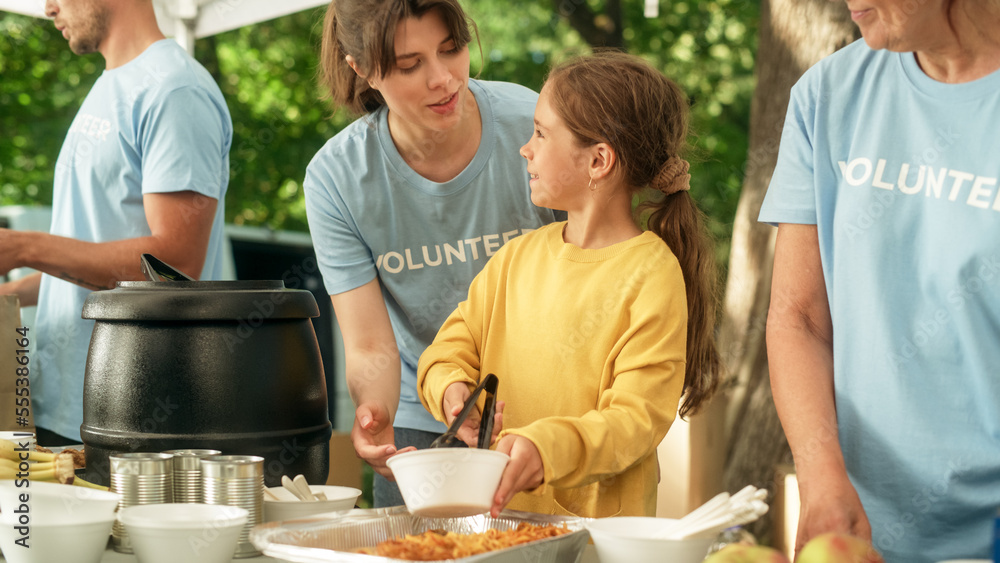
0 295 34 433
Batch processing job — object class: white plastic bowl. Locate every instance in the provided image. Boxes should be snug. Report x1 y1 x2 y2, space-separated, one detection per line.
0 519 114 563
263 485 361 522
584 517 715 563
386 448 509 518
0 480 121 525
120 503 248 563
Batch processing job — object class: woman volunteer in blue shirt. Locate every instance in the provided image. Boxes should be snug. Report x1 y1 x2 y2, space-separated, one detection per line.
303 0 560 507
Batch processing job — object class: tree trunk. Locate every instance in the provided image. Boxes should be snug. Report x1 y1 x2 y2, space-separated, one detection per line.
718 0 857 545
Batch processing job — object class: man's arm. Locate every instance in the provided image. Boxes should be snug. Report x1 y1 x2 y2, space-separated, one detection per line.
0 191 217 289
331 279 414 478
0 272 42 307
767 223 870 552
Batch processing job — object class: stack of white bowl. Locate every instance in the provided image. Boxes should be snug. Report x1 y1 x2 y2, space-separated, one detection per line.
0 481 120 563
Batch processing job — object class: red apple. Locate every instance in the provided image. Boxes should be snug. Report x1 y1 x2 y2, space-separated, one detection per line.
795 533 885 563
703 544 792 562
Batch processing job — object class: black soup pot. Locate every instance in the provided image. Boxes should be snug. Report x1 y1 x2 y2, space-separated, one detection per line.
80 280 332 487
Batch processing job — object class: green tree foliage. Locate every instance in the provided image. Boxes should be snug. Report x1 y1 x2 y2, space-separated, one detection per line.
1 1 757 263
196 9 335 231
0 14 102 206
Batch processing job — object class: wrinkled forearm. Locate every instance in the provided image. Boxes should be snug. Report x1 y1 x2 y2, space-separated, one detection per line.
767 308 846 491
767 223 845 492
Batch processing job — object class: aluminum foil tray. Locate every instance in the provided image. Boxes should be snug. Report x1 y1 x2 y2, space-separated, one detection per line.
250 506 590 563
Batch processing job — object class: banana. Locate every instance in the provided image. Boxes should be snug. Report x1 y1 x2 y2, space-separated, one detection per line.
0 438 107 490
0 439 58 463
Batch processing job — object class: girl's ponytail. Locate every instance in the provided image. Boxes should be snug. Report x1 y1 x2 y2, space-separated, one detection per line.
641 189 721 417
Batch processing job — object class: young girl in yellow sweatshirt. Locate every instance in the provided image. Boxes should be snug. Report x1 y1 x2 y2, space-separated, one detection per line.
416 51 722 518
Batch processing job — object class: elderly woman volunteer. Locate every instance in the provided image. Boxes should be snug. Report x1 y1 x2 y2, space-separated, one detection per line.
761 1 1000 562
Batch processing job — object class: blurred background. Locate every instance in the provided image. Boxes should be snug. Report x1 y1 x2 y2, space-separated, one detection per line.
0 0 757 262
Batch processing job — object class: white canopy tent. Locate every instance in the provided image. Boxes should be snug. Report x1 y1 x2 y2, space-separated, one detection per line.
0 0 329 53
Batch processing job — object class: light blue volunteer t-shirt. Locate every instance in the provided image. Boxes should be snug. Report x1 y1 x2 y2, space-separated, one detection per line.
304 79 562 434
760 39 1000 563
34 39 232 441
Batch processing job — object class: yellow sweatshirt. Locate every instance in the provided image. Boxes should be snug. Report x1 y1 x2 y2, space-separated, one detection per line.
417 222 686 518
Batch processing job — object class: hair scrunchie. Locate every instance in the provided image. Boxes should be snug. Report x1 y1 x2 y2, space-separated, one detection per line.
653 156 691 195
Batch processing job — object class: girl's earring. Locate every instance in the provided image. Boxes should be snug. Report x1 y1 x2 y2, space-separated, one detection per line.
588 178 597 192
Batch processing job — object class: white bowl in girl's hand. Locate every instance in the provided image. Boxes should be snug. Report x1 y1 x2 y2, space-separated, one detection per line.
386 448 510 518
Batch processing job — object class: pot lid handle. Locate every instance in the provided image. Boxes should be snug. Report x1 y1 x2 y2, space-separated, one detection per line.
140 253 195 282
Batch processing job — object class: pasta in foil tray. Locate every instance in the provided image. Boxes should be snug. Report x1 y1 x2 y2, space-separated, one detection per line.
250 506 589 563
357 523 572 560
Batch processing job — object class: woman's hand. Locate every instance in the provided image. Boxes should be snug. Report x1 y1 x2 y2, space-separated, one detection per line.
441 381 505 447
795 471 871 553
351 401 415 479
490 435 543 517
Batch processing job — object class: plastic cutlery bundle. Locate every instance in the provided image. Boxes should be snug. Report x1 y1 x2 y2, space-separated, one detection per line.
655 484 770 540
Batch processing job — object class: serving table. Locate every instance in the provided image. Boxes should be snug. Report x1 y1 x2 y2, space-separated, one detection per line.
0 542 601 562
0 545 283 562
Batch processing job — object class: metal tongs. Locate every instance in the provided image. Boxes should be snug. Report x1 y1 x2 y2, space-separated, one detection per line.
429 373 499 449
140 253 195 282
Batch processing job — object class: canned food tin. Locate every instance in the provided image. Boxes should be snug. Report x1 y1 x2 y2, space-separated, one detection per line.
109 452 174 553
163 449 221 503
201 455 264 558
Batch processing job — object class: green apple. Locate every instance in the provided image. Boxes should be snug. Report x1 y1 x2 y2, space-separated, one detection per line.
703 544 792 562
795 533 885 563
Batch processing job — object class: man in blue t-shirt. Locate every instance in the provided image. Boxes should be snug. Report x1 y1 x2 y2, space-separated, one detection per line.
0 0 232 445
